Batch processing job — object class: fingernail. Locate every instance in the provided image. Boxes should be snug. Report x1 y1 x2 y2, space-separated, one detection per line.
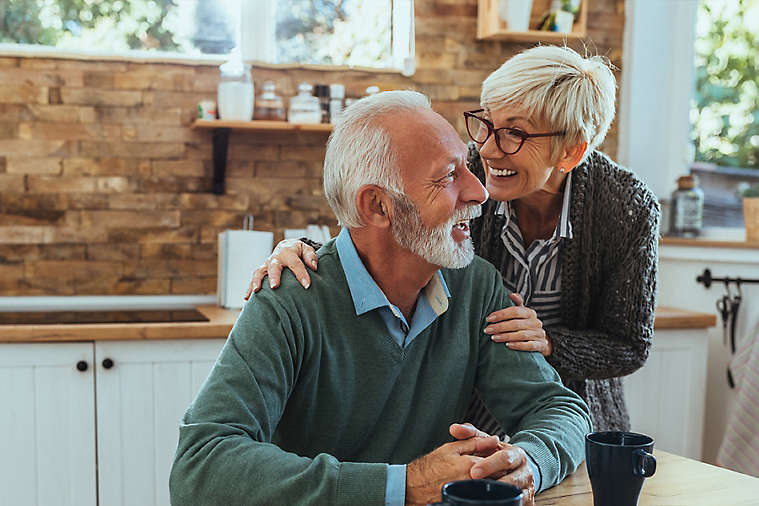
301 278 310 289
270 280 276 288
486 315 495 322
484 326 493 334
471 468 484 479
252 283 258 291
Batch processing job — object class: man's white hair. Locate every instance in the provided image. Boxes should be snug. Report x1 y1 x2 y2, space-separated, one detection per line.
324 90 431 228
481 45 617 164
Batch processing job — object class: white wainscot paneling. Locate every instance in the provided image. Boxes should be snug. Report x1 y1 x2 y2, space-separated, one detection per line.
625 328 709 460
0 342 97 506
95 339 224 506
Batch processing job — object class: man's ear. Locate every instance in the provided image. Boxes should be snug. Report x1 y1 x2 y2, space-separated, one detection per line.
356 185 392 228
557 141 587 173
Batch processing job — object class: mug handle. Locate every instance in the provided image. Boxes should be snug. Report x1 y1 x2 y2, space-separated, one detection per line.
633 449 657 477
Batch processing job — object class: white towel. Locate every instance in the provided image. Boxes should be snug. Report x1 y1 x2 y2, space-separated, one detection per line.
717 322 759 476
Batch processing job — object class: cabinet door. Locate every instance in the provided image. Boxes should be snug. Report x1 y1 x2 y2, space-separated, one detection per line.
624 329 709 459
0 342 97 506
95 339 225 506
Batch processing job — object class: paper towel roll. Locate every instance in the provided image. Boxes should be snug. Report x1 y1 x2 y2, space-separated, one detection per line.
217 230 274 308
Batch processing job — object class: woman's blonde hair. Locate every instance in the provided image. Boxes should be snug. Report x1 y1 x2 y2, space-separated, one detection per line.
481 45 617 165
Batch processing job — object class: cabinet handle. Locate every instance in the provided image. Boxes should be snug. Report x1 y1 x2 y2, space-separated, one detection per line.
76 360 88 372
102 358 114 369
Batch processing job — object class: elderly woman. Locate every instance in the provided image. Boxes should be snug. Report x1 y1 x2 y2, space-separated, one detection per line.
246 45 660 434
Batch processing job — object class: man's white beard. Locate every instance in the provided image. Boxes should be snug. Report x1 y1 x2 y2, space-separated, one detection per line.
390 194 480 269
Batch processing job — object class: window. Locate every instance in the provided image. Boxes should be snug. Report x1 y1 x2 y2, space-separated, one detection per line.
0 0 240 56
690 0 759 227
0 0 414 72
241 0 413 72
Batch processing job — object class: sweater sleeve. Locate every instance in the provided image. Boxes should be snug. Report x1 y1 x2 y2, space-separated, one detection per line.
475 267 592 492
169 294 387 506
546 196 660 381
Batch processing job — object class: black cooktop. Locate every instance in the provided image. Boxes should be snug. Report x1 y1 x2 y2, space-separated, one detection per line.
0 309 210 325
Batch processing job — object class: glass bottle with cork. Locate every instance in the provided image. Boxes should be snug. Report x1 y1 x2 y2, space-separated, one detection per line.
670 175 704 237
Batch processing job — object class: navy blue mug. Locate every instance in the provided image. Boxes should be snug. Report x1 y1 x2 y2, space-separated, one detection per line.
428 479 523 505
585 431 657 506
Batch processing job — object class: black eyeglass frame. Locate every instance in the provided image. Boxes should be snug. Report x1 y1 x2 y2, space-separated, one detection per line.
463 109 566 155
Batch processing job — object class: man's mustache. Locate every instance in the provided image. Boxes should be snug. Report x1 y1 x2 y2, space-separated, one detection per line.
451 205 482 224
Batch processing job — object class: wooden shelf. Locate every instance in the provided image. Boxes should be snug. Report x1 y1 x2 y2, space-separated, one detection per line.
191 119 333 133
191 120 332 194
477 0 588 42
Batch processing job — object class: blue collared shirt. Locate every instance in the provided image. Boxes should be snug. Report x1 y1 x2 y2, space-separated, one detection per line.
335 227 451 349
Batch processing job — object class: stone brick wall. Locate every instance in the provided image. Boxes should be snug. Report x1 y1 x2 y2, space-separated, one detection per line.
0 0 625 295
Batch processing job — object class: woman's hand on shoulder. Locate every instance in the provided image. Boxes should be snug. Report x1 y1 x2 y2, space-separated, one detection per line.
244 239 318 300
484 293 552 357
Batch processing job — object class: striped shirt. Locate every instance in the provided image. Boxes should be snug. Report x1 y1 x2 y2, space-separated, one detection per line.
465 173 573 437
494 172 573 326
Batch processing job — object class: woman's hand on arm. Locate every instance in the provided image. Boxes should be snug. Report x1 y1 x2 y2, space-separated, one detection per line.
484 293 552 357
244 239 318 300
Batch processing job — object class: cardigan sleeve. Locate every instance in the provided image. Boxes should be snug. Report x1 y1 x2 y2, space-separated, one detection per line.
546 195 660 381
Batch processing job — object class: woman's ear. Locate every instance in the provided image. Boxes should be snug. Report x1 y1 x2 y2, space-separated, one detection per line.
557 141 588 173
355 185 392 228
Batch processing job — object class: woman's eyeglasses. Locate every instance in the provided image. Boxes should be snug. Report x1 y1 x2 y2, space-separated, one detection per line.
463 109 565 155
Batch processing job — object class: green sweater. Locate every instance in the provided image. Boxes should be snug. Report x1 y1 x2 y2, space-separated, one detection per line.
170 240 591 505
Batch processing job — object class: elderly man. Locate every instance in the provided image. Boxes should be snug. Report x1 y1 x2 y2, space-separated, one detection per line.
169 91 590 506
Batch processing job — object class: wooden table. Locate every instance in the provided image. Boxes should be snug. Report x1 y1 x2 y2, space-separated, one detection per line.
537 450 759 505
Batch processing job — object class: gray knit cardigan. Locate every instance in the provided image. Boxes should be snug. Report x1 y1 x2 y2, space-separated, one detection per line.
468 144 660 431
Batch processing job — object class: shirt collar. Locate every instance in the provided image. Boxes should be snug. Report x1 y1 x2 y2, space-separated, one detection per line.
335 227 450 317
494 171 573 239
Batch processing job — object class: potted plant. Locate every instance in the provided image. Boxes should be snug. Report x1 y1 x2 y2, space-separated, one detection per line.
739 182 759 242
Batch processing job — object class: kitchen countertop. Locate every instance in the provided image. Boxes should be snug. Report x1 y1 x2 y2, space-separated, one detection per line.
0 305 239 343
660 236 759 249
0 305 716 343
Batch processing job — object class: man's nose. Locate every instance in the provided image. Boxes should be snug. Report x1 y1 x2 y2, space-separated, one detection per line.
460 164 488 205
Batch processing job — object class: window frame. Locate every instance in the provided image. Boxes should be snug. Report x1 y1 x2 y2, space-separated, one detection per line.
0 0 415 75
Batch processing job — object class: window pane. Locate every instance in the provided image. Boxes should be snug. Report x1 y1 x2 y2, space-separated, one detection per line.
274 0 392 67
691 0 759 170
0 0 240 56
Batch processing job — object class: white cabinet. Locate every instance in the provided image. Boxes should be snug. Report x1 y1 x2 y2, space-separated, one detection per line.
0 342 97 506
0 339 224 506
624 328 709 460
95 339 224 506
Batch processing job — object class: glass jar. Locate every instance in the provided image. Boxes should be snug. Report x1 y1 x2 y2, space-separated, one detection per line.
254 81 285 121
670 175 704 237
288 83 321 124
217 57 254 121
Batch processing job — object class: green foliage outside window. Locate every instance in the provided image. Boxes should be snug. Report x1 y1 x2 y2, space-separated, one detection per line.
691 0 759 170
0 0 183 51
0 0 391 67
